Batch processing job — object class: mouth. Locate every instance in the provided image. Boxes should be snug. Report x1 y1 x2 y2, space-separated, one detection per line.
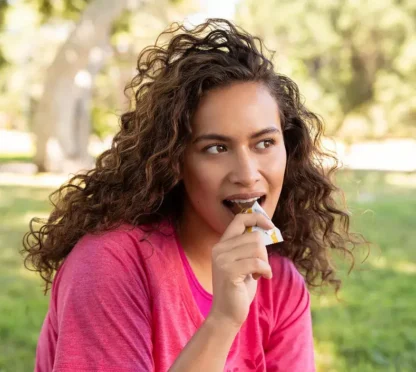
222 195 266 215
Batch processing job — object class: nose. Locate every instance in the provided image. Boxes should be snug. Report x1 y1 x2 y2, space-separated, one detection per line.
228 148 260 186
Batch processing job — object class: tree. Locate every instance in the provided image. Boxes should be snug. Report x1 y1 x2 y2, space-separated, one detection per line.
32 0 137 172
32 0 196 172
237 0 416 141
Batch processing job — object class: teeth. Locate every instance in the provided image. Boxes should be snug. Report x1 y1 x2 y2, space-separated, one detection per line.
228 197 260 203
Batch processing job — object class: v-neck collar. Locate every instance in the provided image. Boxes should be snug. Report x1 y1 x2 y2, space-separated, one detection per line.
172 226 206 329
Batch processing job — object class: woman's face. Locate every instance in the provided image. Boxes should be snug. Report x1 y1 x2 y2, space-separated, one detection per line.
181 81 287 237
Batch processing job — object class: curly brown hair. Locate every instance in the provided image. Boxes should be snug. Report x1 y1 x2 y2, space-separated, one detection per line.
23 18 365 294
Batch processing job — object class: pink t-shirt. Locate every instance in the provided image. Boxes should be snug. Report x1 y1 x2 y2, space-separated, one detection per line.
177 235 213 318
35 221 315 371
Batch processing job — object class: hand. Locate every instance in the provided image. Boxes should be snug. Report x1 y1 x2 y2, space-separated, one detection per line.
208 212 274 329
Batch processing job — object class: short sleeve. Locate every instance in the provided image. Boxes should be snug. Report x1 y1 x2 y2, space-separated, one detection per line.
265 258 315 371
49 234 154 371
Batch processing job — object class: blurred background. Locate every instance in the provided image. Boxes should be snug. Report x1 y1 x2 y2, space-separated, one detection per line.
0 0 415 371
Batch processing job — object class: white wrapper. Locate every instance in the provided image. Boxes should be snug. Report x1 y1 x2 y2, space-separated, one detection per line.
243 201 283 246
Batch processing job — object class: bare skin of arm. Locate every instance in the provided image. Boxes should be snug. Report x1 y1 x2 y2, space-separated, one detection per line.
169 314 240 372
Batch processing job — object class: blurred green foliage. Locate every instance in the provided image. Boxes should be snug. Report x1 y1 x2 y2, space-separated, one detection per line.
237 0 416 141
36 0 91 21
0 0 415 140
0 170 415 371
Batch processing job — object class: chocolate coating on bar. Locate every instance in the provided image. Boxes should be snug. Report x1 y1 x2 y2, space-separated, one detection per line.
229 200 256 215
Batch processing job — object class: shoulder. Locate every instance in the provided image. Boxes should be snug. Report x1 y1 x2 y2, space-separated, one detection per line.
63 222 175 270
258 253 310 324
67 224 151 265
52 221 177 294
269 252 306 291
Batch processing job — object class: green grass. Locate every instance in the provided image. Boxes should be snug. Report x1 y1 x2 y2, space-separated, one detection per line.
312 171 416 371
0 186 52 371
0 153 34 164
0 171 415 371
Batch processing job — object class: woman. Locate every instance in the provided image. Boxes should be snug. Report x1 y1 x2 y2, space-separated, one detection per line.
24 18 362 371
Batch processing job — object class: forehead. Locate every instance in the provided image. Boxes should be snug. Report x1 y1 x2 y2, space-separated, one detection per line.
191 81 281 135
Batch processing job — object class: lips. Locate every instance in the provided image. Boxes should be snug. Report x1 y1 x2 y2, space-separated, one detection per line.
223 195 266 215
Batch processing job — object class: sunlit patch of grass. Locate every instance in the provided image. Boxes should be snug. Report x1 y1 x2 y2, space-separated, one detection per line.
0 153 34 163
385 173 416 189
17 266 43 281
393 261 416 274
0 172 69 188
367 257 416 274
314 340 338 372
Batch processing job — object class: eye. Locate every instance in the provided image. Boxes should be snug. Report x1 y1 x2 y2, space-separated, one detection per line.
256 139 276 149
205 144 227 154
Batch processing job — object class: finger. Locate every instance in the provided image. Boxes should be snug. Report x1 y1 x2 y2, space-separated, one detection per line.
220 212 274 242
225 258 273 280
215 239 269 268
214 230 265 255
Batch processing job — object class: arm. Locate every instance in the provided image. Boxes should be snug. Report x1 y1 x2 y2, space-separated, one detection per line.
169 314 240 372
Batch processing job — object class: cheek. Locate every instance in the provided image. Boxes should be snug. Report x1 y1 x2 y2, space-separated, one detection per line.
183 158 222 197
265 148 287 184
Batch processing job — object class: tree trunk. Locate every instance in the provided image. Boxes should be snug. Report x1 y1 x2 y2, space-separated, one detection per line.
33 0 140 173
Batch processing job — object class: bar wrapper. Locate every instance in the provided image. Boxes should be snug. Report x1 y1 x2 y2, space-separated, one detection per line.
241 201 283 246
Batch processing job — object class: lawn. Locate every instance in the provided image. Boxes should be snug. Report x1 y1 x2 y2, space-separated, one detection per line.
312 171 416 371
0 170 415 371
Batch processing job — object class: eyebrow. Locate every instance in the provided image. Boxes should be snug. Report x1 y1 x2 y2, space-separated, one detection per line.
192 127 281 144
